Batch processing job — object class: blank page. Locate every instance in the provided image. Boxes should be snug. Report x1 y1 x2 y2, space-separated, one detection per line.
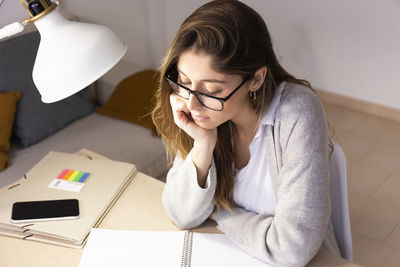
79 229 183 267
191 233 269 267
79 229 271 267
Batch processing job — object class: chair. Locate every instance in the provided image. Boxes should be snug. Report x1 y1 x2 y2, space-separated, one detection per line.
329 142 353 262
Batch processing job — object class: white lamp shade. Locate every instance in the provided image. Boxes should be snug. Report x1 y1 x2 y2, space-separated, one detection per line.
33 9 127 103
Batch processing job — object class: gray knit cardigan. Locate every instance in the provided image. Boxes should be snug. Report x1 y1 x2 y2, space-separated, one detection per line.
162 82 340 266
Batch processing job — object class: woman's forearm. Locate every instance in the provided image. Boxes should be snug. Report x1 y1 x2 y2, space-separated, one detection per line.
192 139 215 188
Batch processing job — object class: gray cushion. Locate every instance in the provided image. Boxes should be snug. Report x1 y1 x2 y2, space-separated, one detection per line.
0 31 95 148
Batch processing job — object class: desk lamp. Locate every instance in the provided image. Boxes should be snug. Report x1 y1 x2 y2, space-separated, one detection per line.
0 0 127 103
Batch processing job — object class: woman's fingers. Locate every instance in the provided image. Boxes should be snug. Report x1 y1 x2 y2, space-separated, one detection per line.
170 94 207 140
170 95 190 127
169 94 218 152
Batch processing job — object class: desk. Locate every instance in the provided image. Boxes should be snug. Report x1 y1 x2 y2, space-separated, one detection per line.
0 172 358 267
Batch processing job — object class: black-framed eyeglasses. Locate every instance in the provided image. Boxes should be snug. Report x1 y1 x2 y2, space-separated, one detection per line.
165 75 248 111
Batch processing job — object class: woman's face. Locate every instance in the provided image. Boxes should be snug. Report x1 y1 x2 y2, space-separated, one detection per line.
175 49 252 130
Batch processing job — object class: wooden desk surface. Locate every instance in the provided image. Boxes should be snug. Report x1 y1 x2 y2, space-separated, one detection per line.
0 172 359 267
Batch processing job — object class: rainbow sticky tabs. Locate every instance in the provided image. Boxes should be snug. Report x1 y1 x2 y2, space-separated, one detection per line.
78 172 90 183
63 169 74 180
73 172 85 182
57 169 69 179
58 169 90 183
68 171 80 181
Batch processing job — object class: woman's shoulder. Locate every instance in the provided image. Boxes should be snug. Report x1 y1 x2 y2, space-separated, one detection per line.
276 81 325 119
280 82 321 108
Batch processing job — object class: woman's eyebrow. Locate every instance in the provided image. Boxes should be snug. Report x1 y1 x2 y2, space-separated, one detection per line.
177 68 228 84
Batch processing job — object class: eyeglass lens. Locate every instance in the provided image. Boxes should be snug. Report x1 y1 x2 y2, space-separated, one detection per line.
167 80 223 111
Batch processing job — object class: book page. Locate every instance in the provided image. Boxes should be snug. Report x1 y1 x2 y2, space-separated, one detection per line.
191 233 269 267
79 229 271 267
79 229 183 267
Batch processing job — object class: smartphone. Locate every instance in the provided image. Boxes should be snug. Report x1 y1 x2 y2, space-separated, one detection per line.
11 199 80 223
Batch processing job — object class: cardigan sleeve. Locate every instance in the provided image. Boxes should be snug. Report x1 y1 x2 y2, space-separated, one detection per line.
214 85 331 266
162 150 217 229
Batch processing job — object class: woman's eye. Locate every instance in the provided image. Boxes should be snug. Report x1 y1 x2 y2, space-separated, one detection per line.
206 89 222 96
178 78 191 85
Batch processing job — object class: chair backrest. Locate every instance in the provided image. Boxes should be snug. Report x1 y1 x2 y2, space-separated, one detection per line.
329 142 353 262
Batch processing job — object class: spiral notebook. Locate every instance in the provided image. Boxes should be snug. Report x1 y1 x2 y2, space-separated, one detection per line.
79 229 270 267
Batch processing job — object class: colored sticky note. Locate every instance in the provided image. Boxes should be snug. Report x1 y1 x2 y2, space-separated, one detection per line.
68 171 80 181
57 169 90 183
58 169 69 179
63 170 74 180
79 172 90 183
73 172 85 182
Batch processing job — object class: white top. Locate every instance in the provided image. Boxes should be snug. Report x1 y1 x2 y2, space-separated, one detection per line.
233 82 285 215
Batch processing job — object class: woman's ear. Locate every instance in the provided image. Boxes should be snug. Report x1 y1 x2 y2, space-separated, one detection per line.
250 66 267 92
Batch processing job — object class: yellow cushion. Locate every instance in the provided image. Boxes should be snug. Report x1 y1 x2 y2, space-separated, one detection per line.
0 91 22 152
97 69 159 131
0 152 8 171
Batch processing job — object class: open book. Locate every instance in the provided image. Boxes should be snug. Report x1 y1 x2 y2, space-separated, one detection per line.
79 229 270 267
0 150 136 248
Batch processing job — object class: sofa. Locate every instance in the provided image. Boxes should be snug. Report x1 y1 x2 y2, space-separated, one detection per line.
0 31 168 189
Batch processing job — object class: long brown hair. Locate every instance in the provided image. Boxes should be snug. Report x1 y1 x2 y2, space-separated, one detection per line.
152 0 313 210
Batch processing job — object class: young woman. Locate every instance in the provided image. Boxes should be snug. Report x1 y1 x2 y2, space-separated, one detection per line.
152 1 340 265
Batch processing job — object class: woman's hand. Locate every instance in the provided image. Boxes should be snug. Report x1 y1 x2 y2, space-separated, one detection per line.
170 94 217 187
169 94 217 146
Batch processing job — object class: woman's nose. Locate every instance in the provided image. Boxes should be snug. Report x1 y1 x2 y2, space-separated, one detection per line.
187 93 202 110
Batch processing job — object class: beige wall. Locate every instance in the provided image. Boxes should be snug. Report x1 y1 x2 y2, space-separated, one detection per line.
160 0 400 110
0 0 151 68
2 1 399 110
62 0 150 68
247 1 400 110
0 0 26 26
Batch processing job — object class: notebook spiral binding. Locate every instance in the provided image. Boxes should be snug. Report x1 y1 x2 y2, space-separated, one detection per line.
181 231 193 267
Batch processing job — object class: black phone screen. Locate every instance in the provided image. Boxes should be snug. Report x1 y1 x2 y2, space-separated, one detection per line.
11 199 79 222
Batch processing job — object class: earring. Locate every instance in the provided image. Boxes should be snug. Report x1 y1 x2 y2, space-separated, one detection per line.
250 91 257 101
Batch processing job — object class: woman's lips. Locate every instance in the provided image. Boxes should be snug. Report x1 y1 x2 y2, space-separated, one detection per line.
191 113 209 122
